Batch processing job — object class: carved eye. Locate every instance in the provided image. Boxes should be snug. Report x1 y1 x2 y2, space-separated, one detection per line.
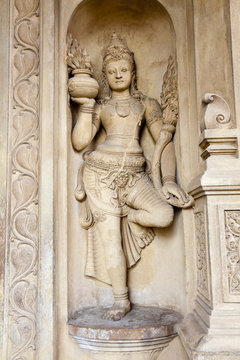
121 68 127 72
108 70 114 75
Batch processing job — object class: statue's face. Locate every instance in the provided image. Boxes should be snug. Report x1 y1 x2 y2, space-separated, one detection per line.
106 59 132 92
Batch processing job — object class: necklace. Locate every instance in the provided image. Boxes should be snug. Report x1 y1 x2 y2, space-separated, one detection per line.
109 97 137 118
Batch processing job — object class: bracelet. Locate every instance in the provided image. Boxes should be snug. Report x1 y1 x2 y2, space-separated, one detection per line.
81 105 94 114
162 175 176 184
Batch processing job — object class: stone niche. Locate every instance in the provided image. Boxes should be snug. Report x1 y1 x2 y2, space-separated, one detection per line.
67 0 187 317
53 0 202 357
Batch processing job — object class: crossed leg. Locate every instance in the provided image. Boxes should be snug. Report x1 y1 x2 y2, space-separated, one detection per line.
127 176 174 233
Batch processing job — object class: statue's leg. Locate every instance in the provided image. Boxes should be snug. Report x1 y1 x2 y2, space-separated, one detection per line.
96 215 131 321
127 177 174 228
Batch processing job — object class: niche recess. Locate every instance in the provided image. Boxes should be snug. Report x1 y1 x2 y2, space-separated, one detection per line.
67 0 186 318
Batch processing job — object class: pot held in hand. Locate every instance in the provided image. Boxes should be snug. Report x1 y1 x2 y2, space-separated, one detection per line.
68 69 99 99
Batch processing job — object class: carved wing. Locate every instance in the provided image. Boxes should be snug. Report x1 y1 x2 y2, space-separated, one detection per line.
151 56 194 209
151 56 178 193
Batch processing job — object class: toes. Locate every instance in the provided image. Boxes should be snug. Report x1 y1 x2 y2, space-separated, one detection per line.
113 312 122 321
102 310 122 321
102 307 129 321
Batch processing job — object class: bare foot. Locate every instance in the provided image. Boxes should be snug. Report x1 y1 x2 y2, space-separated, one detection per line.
102 300 131 321
129 222 154 248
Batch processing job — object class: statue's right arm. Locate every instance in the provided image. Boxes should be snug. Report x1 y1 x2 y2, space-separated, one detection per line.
71 99 101 151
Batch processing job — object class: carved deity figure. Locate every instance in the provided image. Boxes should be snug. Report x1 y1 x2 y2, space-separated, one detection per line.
68 33 193 321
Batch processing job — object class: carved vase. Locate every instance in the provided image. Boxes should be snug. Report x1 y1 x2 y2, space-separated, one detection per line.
68 69 99 98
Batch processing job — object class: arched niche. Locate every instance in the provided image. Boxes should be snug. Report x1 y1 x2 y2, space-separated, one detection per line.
66 0 189 319
67 0 176 99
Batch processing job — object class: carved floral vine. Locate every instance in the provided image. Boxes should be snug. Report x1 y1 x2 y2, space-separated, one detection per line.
195 212 210 299
225 211 240 295
9 0 40 359
0 210 6 282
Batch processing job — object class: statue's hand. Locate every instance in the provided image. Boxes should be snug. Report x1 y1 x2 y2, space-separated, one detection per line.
162 182 193 207
71 97 95 109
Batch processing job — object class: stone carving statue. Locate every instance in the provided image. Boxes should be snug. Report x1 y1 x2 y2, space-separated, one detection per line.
67 33 193 321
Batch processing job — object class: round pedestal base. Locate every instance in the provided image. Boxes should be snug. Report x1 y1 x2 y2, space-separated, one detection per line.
68 305 182 355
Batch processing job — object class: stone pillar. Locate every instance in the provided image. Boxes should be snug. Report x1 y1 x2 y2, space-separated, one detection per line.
178 1 240 358
0 0 10 358
179 98 240 357
0 0 55 359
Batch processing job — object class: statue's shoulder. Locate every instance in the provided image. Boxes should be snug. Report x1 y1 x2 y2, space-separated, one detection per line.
143 96 162 112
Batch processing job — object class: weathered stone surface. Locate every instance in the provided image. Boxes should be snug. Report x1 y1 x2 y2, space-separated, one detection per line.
1 0 240 359
68 306 182 352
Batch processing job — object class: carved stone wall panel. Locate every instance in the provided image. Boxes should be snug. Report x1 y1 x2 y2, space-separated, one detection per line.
0 206 6 342
194 211 211 301
224 210 240 297
8 0 40 359
0 212 6 281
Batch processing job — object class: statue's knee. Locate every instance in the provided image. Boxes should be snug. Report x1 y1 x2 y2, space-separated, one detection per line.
156 203 174 227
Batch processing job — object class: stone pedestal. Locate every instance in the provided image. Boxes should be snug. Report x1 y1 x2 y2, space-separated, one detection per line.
68 306 182 359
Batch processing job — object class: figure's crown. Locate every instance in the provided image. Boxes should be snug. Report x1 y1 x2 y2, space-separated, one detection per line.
108 32 126 49
103 32 133 67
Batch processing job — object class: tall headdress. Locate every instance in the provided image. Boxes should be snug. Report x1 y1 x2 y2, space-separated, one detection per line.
103 32 134 70
101 33 143 101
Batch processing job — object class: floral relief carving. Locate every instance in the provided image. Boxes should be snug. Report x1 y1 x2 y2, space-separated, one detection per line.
225 211 240 295
9 0 40 359
195 212 210 299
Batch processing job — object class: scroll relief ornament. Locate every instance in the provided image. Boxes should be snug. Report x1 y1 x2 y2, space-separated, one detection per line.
202 93 232 129
8 0 40 359
225 211 240 295
68 33 194 321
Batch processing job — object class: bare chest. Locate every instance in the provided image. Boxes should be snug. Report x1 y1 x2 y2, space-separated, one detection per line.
100 100 146 134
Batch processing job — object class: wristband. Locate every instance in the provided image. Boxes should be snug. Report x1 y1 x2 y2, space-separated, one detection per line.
162 175 176 184
81 105 94 114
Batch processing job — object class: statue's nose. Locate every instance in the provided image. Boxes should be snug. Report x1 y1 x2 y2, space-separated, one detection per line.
115 70 122 78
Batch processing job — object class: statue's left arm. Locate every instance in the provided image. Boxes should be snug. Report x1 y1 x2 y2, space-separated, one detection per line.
145 97 192 207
